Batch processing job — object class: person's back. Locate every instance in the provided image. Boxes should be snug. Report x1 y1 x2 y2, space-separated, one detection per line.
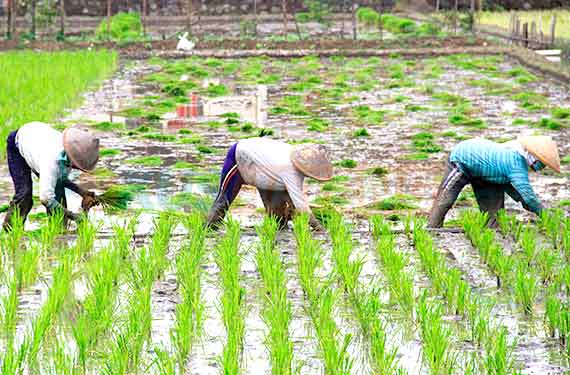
450 138 527 184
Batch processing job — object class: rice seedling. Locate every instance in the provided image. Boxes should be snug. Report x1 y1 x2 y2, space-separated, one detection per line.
514 262 539 315
36 210 65 252
539 209 564 249
483 326 515 375
0 50 117 158
73 218 99 258
215 217 245 375
293 214 353 375
1 209 25 260
519 226 537 265
255 215 294 375
417 294 457 375
126 155 163 167
328 213 402 375
170 213 207 373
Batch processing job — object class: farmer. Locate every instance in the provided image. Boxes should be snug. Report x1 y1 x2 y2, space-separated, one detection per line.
207 137 333 229
429 136 561 228
2 122 100 231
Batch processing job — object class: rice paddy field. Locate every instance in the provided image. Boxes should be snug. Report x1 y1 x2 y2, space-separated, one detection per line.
0 49 570 375
477 9 570 40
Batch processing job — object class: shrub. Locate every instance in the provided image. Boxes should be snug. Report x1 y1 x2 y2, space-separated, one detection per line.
96 12 143 41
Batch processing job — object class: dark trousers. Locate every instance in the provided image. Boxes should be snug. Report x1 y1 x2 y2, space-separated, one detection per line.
428 160 522 228
3 131 67 231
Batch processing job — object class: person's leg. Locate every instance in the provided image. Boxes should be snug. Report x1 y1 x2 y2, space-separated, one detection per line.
472 181 505 228
207 143 244 227
428 161 470 228
3 131 33 231
258 189 294 228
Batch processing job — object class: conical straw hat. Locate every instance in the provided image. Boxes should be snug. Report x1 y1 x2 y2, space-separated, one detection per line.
518 136 561 173
291 144 333 181
63 127 100 172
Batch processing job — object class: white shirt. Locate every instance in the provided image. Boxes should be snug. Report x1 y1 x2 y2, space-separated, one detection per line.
502 140 537 166
236 138 310 213
16 122 70 207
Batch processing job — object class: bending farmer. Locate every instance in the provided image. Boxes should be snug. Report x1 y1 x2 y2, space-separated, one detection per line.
3 122 100 231
207 137 333 229
429 136 560 228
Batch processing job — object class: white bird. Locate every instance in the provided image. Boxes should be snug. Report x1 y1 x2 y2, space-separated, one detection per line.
176 32 195 51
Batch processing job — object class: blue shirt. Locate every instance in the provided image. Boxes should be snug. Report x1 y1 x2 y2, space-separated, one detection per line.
450 139 543 214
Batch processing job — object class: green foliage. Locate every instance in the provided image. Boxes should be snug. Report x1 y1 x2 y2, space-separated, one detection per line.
337 159 357 169
96 12 143 41
126 155 163 167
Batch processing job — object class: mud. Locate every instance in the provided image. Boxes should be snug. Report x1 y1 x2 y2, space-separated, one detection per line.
1 52 570 374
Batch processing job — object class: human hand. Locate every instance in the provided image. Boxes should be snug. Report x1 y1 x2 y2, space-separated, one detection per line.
81 191 98 212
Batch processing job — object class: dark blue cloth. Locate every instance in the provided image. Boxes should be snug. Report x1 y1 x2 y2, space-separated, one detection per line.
7 131 33 203
215 142 243 204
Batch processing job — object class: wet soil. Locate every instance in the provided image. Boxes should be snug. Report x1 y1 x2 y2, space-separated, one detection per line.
1 52 570 374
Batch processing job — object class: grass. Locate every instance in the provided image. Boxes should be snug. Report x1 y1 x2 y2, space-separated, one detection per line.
0 50 117 160
126 155 163 167
255 216 294 375
477 9 570 40
215 218 245 374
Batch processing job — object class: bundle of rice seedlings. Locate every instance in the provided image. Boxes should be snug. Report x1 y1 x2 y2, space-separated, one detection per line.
95 184 144 212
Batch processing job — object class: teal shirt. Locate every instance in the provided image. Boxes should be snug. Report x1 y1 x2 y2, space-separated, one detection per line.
450 139 543 214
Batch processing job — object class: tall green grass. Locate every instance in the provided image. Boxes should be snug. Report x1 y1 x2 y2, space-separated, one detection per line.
0 50 117 159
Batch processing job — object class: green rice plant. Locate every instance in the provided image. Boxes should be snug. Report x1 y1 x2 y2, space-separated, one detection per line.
293 214 353 375
514 262 538 315
126 155 163 167
170 213 207 373
73 218 99 258
15 242 40 291
519 227 537 266
466 295 493 346
328 213 402 375
483 326 515 375
153 346 177 375
215 217 245 374
539 209 564 249
0 50 117 158
536 249 560 285
417 294 457 375
95 12 143 41
1 209 25 260
1 280 18 342
1 340 28 375
370 216 414 314
255 215 294 375
563 218 570 260
37 210 64 252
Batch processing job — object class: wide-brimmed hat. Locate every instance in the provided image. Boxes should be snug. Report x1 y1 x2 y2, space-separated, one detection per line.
63 127 100 172
291 144 333 181
518 135 561 173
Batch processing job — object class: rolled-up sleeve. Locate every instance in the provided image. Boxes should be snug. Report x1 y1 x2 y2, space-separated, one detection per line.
508 166 543 215
38 160 60 210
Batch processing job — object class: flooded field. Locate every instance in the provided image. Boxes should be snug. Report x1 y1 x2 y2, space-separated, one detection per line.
0 52 570 374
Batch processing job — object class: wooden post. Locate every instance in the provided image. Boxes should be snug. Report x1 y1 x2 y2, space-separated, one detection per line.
281 0 288 36
253 0 257 37
435 0 440 12
142 0 147 35
530 21 536 48
340 0 347 38
538 15 543 45
550 15 556 46
187 0 192 33
378 2 383 41
6 0 12 38
351 2 357 41
60 0 66 37
31 0 37 38
107 0 111 39
522 22 528 48
454 0 459 34
515 17 520 45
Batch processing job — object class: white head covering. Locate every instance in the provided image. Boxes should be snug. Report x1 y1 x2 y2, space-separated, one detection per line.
502 140 538 167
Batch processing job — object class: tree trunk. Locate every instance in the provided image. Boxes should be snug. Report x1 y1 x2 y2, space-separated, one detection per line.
340 0 347 39
454 0 459 34
435 0 440 11
378 2 383 41
282 0 288 36
60 0 66 37
187 0 192 33
31 0 37 38
107 0 112 39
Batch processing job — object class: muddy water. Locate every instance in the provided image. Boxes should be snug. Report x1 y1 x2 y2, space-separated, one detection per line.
1 54 570 373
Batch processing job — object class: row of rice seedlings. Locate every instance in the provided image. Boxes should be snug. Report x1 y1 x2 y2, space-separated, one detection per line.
254 216 294 375
327 213 402 375
71 217 138 372
215 218 246 375
410 217 518 374
370 216 415 316
372 216 460 373
293 214 353 375
103 213 175 374
170 213 208 373
545 288 570 355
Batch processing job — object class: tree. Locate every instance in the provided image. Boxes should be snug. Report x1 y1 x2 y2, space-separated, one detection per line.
31 0 37 38
282 0 288 36
59 0 65 38
186 0 192 33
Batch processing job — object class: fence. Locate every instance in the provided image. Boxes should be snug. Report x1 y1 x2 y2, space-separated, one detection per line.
508 13 557 48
